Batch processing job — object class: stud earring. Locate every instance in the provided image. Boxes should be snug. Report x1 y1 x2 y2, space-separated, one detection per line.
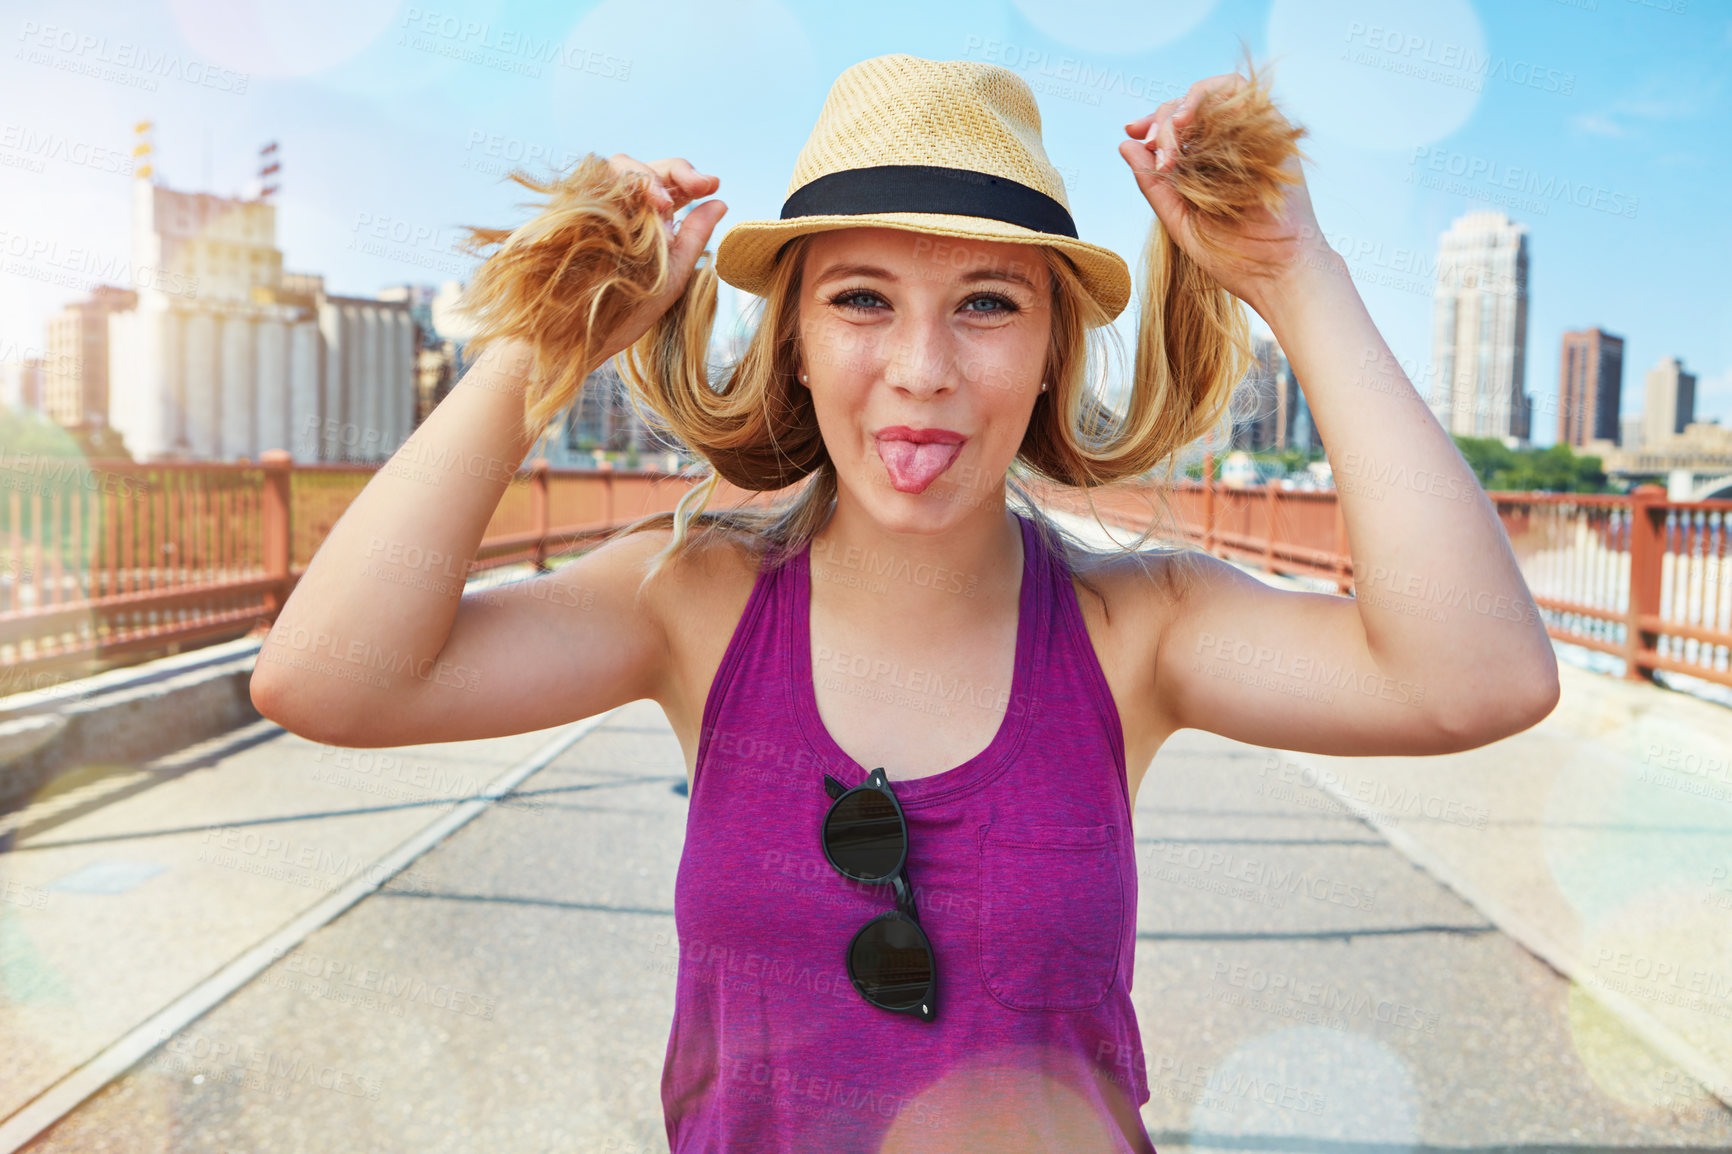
1039 381 1049 392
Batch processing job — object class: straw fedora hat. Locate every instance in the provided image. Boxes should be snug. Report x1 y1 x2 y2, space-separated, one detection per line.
713 53 1133 324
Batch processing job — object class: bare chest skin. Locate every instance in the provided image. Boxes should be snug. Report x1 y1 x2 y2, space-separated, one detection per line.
807 575 1019 783
658 536 1172 811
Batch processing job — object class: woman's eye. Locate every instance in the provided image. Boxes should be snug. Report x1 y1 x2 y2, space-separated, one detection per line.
827 290 1020 314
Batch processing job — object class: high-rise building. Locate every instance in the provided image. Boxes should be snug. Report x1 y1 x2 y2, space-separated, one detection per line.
1232 336 1282 453
1235 334 1321 456
1429 211 1530 442
1231 334 1318 455
414 341 461 426
108 174 414 463
530 359 676 468
1289 377 1320 457
1643 355 1697 449
571 359 648 453
1620 412 1644 452
44 286 138 430
380 283 463 425
1557 327 1624 448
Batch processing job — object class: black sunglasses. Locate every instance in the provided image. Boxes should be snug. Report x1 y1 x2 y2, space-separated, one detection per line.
821 768 937 1023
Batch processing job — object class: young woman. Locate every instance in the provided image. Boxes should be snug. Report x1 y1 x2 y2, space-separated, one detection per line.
252 53 1558 1154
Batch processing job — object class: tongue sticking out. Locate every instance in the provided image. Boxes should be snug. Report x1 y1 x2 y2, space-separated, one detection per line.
877 439 962 494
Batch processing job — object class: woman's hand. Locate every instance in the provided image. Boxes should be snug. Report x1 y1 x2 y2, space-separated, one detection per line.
587 154 728 367
1117 73 1338 322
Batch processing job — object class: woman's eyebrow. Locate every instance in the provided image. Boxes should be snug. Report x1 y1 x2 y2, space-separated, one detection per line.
961 268 1037 289
813 262 898 287
812 262 1038 289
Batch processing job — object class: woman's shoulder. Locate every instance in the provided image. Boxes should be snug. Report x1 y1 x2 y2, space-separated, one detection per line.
616 520 779 763
609 519 770 596
1049 530 1208 703
621 520 777 638
1033 514 1194 618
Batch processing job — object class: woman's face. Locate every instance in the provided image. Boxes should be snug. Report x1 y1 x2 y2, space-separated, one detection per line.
796 226 1053 533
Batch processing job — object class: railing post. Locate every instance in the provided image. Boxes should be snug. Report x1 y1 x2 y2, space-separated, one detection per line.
1264 478 1278 573
1625 483 1665 684
260 449 292 622
1332 488 1350 594
529 457 549 571
1202 445 1216 553
602 461 615 527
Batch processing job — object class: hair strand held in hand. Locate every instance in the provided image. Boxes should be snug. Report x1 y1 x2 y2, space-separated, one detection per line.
455 155 673 438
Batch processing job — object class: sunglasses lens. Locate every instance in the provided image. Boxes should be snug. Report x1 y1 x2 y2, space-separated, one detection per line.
824 789 904 881
849 917 933 1010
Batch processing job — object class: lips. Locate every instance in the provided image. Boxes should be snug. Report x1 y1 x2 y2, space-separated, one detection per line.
874 426 965 494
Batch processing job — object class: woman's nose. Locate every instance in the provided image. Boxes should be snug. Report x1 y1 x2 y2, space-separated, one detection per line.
882 320 959 396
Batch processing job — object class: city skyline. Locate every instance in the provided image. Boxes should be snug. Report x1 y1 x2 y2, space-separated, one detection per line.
1 1 1726 450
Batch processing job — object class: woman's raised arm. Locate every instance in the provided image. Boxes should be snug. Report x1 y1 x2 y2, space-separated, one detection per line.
1122 70 1559 752
248 155 727 747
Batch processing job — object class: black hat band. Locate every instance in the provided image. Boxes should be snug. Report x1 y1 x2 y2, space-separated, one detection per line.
779 164 1078 239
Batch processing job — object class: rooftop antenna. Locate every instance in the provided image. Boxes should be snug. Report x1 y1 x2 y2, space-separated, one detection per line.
132 119 153 182
259 140 279 201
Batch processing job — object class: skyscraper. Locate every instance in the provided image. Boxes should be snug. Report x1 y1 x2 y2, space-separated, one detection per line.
1619 412 1644 452
1429 211 1530 442
1557 327 1624 448
1643 355 1697 449
1232 334 1318 455
1232 335 1284 453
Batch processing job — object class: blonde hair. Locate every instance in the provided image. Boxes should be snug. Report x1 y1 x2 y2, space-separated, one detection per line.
456 54 1307 605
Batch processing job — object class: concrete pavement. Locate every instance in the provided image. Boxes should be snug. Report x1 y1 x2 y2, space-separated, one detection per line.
4 708 1728 1149
1060 509 1732 1121
0 510 1729 1150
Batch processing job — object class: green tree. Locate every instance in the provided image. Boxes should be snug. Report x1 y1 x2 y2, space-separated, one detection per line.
1453 435 1607 493
0 406 81 457
68 422 133 461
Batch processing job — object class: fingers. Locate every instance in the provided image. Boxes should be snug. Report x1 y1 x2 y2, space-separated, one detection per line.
607 152 673 214
1173 73 1245 124
1123 109 1160 137
1127 97 1182 142
665 198 728 280
1124 72 1250 171
606 154 724 267
645 161 717 218
1122 72 1247 134
648 157 720 210
607 153 721 217
1124 97 1184 171
1118 137 1177 211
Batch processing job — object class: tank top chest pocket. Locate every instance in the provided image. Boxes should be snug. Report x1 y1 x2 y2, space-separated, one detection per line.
976 822 1126 1012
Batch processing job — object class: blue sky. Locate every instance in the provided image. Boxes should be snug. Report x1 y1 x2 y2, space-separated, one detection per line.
1 0 1726 446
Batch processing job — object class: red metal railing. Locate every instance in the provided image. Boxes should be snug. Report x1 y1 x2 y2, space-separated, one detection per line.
1035 475 1356 592
1042 470 1719 689
2 448 1720 695
0 451 771 695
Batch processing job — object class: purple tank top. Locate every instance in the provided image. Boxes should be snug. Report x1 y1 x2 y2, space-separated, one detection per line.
662 510 1154 1153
